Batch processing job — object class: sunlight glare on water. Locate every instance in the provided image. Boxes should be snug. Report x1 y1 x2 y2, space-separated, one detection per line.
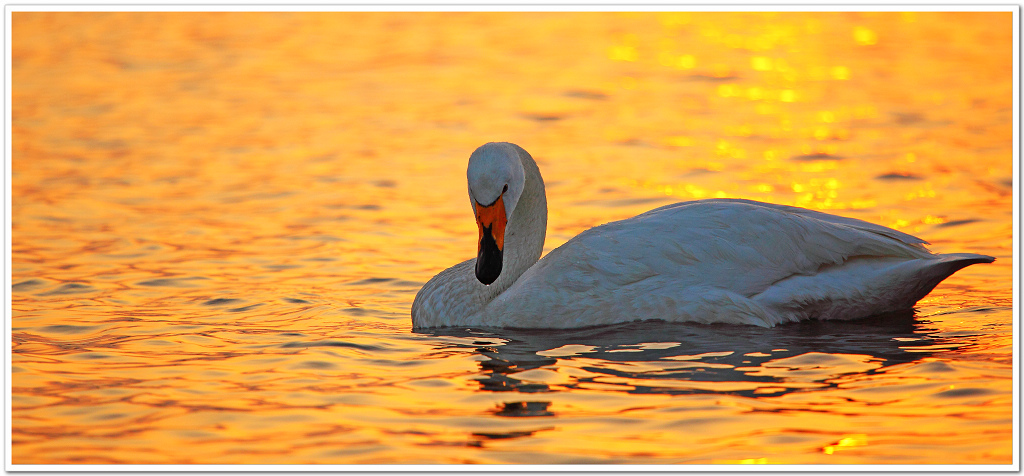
11 11 1014 465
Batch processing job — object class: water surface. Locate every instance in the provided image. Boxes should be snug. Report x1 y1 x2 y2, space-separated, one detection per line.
11 12 1014 465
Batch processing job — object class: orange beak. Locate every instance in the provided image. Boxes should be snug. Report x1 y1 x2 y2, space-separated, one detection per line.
475 195 507 252
474 194 506 285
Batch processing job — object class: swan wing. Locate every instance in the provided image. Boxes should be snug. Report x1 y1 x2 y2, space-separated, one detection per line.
556 199 934 295
488 199 938 327
642 198 929 246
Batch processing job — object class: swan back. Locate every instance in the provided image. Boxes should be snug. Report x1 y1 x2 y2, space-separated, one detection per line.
481 199 959 328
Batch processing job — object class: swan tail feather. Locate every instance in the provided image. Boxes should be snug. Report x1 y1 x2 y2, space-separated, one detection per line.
752 254 993 324
935 252 995 266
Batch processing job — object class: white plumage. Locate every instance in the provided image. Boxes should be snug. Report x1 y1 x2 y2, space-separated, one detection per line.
411 142 993 328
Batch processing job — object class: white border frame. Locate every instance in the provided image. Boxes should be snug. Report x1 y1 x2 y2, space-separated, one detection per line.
4 3 1019 473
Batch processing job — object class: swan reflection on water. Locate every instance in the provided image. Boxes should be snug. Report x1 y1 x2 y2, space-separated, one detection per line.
416 310 964 405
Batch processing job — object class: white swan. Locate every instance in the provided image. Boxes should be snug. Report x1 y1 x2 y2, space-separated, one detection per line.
411 142 994 328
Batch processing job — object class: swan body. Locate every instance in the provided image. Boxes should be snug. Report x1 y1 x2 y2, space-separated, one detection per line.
411 142 994 328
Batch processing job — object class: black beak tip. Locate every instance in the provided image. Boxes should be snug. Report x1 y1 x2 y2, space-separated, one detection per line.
475 228 503 285
476 268 499 285
475 254 502 285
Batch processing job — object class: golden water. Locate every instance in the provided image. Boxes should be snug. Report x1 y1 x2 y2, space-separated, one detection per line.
11 12 1014 465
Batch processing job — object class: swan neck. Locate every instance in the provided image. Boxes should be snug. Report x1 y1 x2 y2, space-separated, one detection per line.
490 144 547 295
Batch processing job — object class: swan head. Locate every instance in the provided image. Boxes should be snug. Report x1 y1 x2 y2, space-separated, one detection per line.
466 142 526 285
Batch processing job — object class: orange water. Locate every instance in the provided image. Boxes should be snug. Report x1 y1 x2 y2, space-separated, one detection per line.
11 12 1014 465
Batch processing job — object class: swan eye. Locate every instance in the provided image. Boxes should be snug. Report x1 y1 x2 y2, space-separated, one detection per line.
502 184 508 194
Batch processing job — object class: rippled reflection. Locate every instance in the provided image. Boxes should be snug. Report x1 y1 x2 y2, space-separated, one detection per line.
408 310 1010 463
422 311 962 399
